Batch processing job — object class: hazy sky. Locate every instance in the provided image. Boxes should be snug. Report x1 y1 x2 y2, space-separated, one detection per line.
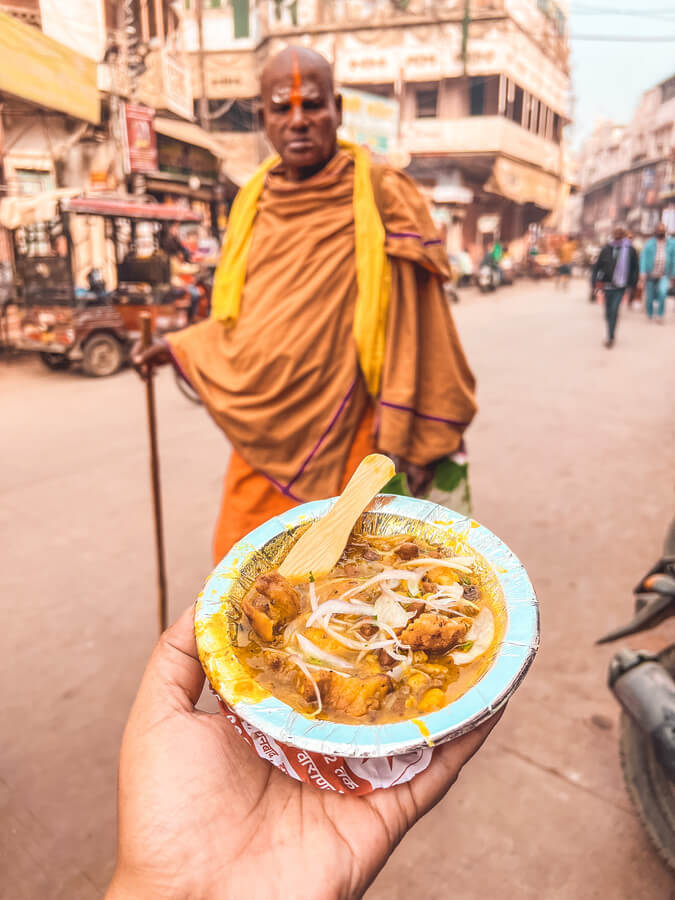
569 1 675 147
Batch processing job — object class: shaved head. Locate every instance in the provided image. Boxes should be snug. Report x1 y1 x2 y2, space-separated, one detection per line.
260 46 341 182
261 46 335 97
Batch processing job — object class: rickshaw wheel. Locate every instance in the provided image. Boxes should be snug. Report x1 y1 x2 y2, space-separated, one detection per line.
40 352 70 371
82 333 123 377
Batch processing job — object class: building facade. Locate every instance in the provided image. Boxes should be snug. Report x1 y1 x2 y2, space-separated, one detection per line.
579 74 675 241
0 1 237 236
184 0 571 254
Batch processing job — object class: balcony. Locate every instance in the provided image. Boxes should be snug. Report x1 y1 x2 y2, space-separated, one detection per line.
402 115 562 176
263 0 504 32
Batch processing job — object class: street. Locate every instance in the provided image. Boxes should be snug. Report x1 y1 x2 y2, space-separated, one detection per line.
1 279 674 899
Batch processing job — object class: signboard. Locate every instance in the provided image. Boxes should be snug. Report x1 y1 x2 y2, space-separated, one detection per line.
157 135 218 181
337 49 399 84
339 88 399 156
39 0 106 63
122 104 158 175
192 51 259 99
162 49 194 120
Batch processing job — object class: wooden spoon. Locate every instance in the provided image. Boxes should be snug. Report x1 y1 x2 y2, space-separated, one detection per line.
278 453 395 579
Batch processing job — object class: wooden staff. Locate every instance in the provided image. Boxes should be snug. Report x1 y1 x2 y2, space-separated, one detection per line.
140 312 168 634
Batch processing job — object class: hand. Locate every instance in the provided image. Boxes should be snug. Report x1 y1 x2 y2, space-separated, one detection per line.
130 338 171 380
107 606 502 900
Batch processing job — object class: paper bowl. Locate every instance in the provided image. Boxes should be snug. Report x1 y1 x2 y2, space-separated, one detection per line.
195 495 538 793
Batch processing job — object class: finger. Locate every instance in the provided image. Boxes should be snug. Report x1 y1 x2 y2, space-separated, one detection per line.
135 604 206 716
404 707 505 818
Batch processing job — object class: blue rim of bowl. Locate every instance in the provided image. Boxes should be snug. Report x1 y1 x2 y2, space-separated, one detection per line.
195 495 539 758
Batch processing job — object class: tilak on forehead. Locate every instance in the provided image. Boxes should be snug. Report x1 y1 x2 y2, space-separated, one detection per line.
269 51 321 105
290 51 302 112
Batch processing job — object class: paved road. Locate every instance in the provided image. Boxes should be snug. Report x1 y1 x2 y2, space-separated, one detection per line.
1 280 674 899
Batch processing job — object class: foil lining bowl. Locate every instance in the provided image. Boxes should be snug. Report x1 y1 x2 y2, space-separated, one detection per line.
194 494 539 760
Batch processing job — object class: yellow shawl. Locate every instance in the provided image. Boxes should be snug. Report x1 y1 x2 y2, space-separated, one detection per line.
211 140 390 396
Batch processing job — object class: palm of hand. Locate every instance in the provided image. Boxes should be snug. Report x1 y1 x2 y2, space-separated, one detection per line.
110 608 499 900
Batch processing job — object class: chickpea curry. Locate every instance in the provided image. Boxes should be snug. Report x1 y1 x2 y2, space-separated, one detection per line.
235 532 499 724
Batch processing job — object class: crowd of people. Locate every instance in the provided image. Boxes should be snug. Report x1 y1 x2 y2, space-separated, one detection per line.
591 223 674 347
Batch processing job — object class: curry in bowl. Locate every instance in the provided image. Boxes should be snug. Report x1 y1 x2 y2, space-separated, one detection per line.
234 530 504 725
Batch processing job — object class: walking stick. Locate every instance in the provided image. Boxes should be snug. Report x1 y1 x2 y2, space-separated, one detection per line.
140 312 168 635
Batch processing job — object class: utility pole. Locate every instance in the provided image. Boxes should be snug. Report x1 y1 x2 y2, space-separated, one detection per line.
462 0 470 77
196 0 210 131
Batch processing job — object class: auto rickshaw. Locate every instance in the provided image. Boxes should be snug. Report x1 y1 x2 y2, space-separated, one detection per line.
0 192 208 376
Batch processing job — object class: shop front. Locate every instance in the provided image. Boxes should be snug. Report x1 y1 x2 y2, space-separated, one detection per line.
147 117 240 240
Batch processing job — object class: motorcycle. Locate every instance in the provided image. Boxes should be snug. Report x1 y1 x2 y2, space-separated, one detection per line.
597 518 675 870
499 257 515 285
478 263 499 293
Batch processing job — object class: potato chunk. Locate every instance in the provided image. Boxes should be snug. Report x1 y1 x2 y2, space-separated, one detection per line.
399 612 468 654
316 672 392 718
241 571 300 642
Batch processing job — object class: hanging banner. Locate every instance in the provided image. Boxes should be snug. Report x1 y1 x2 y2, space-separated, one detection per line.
122 104 158 175
39 0 106 63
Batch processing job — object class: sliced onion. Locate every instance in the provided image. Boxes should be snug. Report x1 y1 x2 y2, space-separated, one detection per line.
375 588 417 629
432 583 464 601
303 660 349 678
336 568 424 603
422 603 468 617
374 620 411 660
295 633 355 672
306 598 374 627
283 614 308 646
308 581 318 613
401 557 474 574
451 607 495 665
289 655 322 717
319 620 398 652
390 661 411 680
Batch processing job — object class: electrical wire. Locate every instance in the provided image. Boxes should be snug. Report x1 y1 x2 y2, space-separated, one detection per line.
571 34 675 41
571 5 675 13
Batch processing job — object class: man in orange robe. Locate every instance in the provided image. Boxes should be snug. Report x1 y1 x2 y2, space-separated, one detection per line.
135 47 477 564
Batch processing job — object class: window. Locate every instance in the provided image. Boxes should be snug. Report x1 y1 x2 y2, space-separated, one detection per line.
469 77 484 116
512 85 523 124
416 86 438 118
206 98 259 132
232 0 250 37
15 169 55 196
273 0 298 25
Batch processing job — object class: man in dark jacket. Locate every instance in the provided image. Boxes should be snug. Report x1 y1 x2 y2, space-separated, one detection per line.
592 226 639 348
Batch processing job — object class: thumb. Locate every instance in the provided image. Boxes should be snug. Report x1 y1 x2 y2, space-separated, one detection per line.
132 605 206 721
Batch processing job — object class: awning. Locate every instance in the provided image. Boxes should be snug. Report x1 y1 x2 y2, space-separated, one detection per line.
0 191 202 229
63 197 202 222
154 117 226 160
0 10 99 124
484 157 560 211
431 185 473 205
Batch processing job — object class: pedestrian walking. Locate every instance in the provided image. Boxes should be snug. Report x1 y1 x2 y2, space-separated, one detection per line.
592 226 639 348
639 223 675 324
556 235 576 290
132 46 476 564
